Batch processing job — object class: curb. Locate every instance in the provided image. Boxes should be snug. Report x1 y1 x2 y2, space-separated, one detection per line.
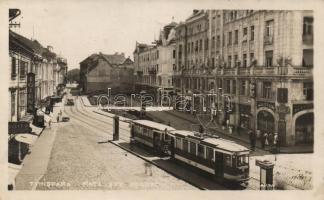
108 140 205 190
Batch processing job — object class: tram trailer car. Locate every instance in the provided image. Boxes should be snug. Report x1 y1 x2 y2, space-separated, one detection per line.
130 120 175 154
169 130 250 184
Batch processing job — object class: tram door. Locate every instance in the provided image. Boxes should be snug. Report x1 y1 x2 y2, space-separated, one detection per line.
153 131 160 151
215 152 224 178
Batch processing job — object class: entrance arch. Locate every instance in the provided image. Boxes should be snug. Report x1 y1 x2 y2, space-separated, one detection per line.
257 110 275 132
294 112 314 144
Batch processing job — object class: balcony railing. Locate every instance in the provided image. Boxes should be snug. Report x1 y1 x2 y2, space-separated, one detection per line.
264 35 273 45
303 34 313 45
291 67 313 76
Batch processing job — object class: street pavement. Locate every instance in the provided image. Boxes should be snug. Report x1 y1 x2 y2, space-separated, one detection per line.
18 94 196 190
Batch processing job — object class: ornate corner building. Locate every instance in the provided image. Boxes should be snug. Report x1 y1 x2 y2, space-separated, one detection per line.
172 10 313 146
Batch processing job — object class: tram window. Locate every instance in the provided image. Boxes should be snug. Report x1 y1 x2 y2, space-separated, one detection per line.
164 134 171 142
176 137 182 149
183 139 189 152
206 147 214 161
189 141 197 155
198 144 205 158
143 128 147 136
224 154 232 167
237 155 248 167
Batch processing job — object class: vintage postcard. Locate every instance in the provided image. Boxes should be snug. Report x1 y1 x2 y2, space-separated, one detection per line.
1 0 324 199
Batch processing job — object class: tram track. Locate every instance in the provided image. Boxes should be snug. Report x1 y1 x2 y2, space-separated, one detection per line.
73 97 131 141
63 103 130 142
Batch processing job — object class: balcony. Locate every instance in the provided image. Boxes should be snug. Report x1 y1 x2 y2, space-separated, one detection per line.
239 68 251 76
290 67 313 77
303 34 313 45
264 36 273 45
223 68 237 76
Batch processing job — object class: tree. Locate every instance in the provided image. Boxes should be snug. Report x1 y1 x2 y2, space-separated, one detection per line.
66 68 80 83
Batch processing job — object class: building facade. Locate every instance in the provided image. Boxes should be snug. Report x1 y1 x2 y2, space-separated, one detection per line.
79 52 134 94
9 30 68 122
173 10 313 146
133 21 177 100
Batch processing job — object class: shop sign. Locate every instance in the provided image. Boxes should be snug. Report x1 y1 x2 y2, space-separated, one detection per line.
8 121 31 134
293 103 313 115
257 101 275 112
27 72 35 113
276 104 290 114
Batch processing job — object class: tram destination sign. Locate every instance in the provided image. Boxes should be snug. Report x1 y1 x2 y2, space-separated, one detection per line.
293 103 313 115
27 72 35 114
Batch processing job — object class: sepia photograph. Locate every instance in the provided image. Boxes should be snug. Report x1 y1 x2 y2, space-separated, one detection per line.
3 0 322 198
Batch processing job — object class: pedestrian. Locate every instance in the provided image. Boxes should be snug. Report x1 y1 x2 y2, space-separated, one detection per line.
264 132 269 150
268 132 274 150
59 110 62 117
48 118 52 128
273 132 279 152
260 131 265 149
56 115 60 123
249 130 256 151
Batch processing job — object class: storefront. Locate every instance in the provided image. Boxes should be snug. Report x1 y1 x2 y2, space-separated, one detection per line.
257 110 275 133
239 104 251 130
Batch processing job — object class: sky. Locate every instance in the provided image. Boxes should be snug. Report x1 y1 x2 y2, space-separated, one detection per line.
6 0 197 70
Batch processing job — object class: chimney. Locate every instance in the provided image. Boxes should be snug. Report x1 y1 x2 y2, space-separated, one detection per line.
121 52 125 58
193 9 199 14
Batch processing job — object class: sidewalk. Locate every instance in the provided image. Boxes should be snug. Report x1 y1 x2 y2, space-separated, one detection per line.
15 102 64 190
162 110 313 154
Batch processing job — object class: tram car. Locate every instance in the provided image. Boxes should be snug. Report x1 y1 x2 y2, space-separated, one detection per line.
130 120 175 154
168 130 250 184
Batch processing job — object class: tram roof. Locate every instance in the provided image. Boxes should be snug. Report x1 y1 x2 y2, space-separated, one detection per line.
203 138 249 153
132 120 176 131
171 130 249 153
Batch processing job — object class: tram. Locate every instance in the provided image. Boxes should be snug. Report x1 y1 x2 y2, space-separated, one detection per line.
130 120 175 154
168 130 250 183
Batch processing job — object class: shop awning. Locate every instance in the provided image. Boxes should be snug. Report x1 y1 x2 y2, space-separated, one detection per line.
8 163 22 186
30 124 43 136
15 134 38 145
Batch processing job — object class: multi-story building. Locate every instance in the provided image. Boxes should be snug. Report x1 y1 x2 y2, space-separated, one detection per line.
134 21 177 100
173 10 313 146
9 30 68 122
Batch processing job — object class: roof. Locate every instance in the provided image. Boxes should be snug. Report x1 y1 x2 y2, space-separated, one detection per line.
202 137 249 153
133 120 175 131
171 129 249 153
9 30 56 59
101 53 126 65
